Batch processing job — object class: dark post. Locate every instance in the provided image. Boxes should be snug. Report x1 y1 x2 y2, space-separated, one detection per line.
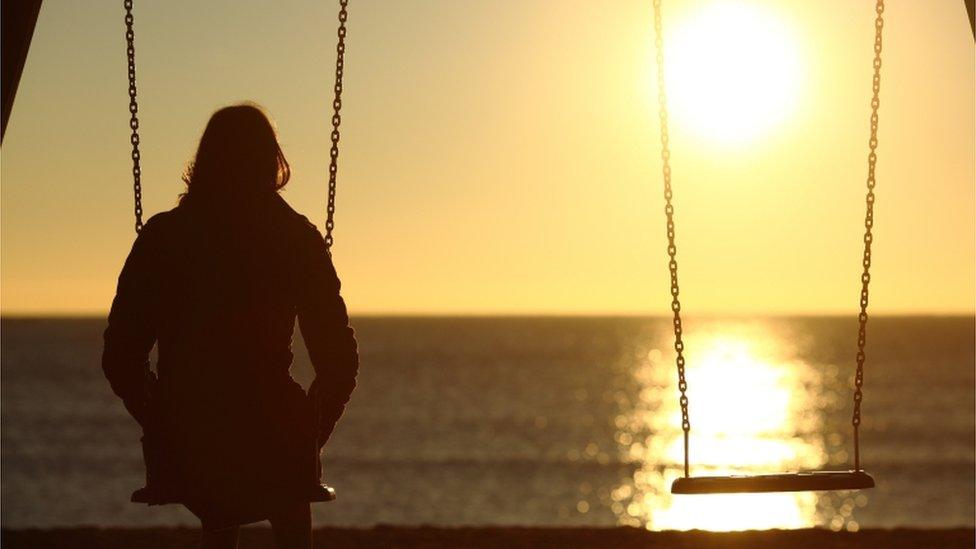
966 0 975 39
1 0 43 144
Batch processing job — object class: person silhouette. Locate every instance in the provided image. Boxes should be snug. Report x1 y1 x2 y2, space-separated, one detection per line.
102 103 359 549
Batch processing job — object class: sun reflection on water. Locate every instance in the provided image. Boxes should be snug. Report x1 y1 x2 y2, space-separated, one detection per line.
612 322 865 531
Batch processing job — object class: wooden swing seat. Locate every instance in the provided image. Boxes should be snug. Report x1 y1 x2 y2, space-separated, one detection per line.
130 483 337 504
671 470 875 494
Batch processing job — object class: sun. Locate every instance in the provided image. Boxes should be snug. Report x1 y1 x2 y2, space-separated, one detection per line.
662 1 803 145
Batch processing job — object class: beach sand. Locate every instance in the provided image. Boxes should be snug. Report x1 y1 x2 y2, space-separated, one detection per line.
3 527 973 548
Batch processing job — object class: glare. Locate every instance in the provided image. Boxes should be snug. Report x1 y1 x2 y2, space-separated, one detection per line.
611 324 851 531
662 1 803 145
675 338 792 436
653 485 818 531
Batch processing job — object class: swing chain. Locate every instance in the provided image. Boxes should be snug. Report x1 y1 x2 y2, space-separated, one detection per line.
124 0 143 233
853 0 884 472
313 0 350 456
325 0 349 250
652 0 691 478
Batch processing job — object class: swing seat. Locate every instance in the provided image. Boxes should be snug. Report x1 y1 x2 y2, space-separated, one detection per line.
671 470 875 494
131 483 337 504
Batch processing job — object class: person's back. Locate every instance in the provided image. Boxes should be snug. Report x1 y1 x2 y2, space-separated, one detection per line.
102 104 358 549
146 194 331 387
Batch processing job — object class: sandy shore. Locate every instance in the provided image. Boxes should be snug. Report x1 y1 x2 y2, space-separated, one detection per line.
2 527 974 548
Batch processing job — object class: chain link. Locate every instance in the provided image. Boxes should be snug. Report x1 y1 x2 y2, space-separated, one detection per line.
853 0 884 471
324 0 349 250
314 0 351 456
124 0 143 233
652 0 690 478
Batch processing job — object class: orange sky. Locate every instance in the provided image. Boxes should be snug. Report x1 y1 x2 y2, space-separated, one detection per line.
1 0 973 315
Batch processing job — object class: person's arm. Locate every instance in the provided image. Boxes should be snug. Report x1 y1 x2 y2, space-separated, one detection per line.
297 226 359 449
102 222 159 428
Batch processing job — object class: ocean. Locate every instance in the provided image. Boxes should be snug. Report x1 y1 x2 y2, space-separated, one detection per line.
1 316 973 531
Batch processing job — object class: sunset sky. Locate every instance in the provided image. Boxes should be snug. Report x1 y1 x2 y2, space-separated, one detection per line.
1 0 973 315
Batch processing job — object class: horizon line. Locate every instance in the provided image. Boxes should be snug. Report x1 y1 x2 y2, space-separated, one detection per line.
2 310 974 319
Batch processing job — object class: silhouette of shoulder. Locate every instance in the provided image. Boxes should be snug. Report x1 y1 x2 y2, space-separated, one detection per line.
140 209 181 234
124 210 181 252
273 196 319 229
269 195 330 248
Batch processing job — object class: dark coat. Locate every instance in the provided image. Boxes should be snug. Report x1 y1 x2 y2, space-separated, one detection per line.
102 193 358 528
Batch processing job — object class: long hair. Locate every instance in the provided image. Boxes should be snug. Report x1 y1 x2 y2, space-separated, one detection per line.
180 103 290 205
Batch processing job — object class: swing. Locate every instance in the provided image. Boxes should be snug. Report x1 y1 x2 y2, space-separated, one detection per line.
123 0 351 504
651 0 882 495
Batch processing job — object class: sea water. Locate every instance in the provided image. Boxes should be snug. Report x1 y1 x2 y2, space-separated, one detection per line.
2 316 973 530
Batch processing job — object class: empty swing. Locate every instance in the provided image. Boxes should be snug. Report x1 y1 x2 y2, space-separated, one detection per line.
122 0 352 504
651 0 882 495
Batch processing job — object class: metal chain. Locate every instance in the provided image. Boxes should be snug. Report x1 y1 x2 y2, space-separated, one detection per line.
124 0 143 233
853 0 885 472
652 0 690 478
314 0 351 457
324 0 349 250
